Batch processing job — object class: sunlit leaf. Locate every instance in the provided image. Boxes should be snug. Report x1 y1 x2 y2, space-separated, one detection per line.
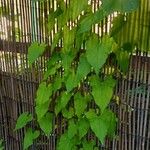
51 31 63 52
70 0 88 20
74 93 88 117
110 14 127 38
116 50 130 73
62 107 74 119
67 120 78 139
55 92 71 115
78 118 90 139
36 82 52 105
23 128 40 150
46 52 61 68
86 35 114 74
86 110 108 144
15 112 32 130
61 51 76 71
90 76 116 113
76 55 91 83
52 76 62 93
82 139 95 150
66 71 78 92
38 112 53 136
63 26 76 53
35 101 50 120
77 14 94 34
93 8 106 23
57 132 78 150
28 42 46 65
101 109 117 138
47 7 63 32
43 63 61 80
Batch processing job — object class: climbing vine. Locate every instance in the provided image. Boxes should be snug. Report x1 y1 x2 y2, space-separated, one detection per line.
15 0 139 149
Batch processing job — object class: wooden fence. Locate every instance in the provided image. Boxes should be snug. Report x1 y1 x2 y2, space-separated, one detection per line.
0 0 150 149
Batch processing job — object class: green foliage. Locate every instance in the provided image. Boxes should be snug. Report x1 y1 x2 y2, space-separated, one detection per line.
90 76 116 113
0 139 4 150
76 55 91 82
86 110 108 144
110 0 150 52
101 0 139 13
86 109 117 144
74 93 88 117
101 109 118 138
51 31 63 52
62 107 74 119
15 0 139 149
82 139 95 150
55 92 72 115
28 42 46 65
36 82 52 106
15 112 32 130
86 35 114 74
65 71 77 92
77 118 90 140
23 128 40 150
35 82 53 120
38 112 53 136
63 26 76 53
57 132 78 150
70 0 88 20
116 50 130 73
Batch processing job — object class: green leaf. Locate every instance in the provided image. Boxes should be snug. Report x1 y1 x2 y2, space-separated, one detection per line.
47 14 55 32
63 26 76 53
51 31 63 52
46 52 61 68
66 71 78 92
76 55 91 83
74 93 88 117
101 109 117 138
35 101 50 120
77 9 106 34
70 0 88 20
38 112 53 136
77 14 94 34
90 76 116 113
15 112 32 130
62 107 74 119
61 51 76 71
55 92 71 115
116 50 130 73
86 110 108 144
75 32 89 51
52 76 62 93
85 109 97 121
86 35 114 74
43 63 61 80
36 82 52 105
47 8 63 32
0 139 4 150
101 0 139 13
110 14 127 38
93 8 106 24
28 42 46 65
78 118 90 139
57 133 78 150
68 120 78 139
23 128 40 150
82 139 95 150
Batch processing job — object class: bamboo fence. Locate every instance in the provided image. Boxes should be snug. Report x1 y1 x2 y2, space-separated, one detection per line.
0 0 150 150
